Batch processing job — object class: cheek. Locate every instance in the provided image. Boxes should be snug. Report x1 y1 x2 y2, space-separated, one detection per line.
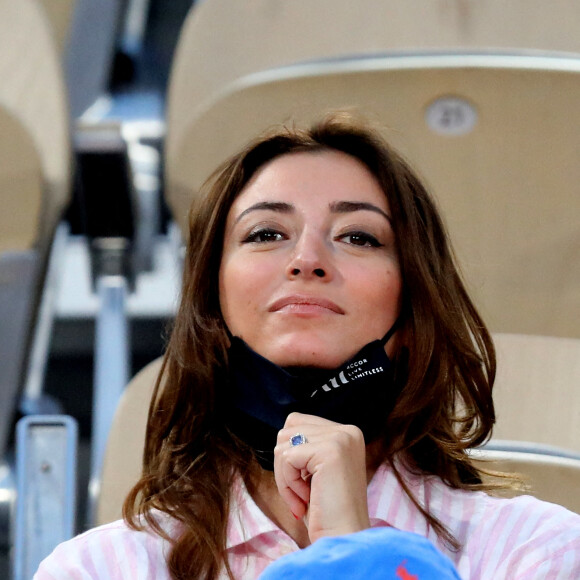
219 258 271 330
354 264 402 321
383 265 403 303
219 265 243 328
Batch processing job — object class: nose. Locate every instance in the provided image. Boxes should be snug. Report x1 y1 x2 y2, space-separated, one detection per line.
286 231 333 281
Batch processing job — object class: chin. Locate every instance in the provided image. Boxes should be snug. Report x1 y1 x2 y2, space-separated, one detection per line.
265 344 349 370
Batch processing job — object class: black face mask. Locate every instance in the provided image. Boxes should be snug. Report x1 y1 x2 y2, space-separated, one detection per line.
225 325 403 470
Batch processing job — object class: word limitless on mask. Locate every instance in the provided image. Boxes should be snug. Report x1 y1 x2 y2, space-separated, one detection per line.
225 324 402 470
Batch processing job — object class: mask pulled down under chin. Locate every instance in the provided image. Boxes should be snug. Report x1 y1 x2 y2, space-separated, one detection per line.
225 336 404 470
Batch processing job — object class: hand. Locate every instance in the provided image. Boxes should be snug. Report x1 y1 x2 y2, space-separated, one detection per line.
274 412 371 543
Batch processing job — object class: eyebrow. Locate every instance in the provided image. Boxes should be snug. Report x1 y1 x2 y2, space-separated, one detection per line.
235 201 293 223
234 200 392 224
329 201 392 224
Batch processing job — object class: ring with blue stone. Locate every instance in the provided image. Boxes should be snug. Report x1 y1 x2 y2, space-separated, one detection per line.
289 433 308 447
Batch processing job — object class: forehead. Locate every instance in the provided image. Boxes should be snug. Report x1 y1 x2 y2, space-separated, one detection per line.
233 149 389 211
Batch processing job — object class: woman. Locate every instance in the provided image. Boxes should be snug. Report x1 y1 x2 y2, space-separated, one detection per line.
36 112 580 579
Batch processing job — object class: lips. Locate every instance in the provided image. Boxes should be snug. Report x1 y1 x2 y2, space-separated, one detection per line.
268 295 345 314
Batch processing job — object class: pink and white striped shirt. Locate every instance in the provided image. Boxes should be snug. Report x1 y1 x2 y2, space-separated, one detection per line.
35 462 580 579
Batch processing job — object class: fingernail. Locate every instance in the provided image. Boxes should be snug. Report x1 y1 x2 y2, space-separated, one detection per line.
291 511 300 520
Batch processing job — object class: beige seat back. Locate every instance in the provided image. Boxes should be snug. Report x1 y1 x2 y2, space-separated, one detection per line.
97 357 163 525
36 0 77 53
166 55 580 339
0 0 70 252
168 0 580 160
472 449 580 515
492 333 580 455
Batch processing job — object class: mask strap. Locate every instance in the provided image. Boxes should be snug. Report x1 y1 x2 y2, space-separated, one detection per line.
381 317 401 346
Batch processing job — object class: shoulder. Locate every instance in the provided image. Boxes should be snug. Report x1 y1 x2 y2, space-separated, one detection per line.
429 477 580 577
34 512 178 580
476 493 580 577
372 463 580 578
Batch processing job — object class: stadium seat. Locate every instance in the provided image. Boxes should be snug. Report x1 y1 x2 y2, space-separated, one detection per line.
97 356 161 525
491 333 580 455
0 0 71 459
165 54 580 339
164 1 580 340
472 447 580 515
167 0 580 146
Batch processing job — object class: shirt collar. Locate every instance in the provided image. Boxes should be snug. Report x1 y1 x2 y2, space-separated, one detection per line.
226 462 405 550
226 477 283 550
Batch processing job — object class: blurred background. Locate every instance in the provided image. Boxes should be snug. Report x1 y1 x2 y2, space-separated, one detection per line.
1 1 579 577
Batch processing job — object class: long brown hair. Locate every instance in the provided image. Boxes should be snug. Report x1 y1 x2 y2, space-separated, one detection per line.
124 112 497 578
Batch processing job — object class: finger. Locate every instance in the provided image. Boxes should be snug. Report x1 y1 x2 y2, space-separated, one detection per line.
276 479 309 520
274 443 312 503
274 450 311 518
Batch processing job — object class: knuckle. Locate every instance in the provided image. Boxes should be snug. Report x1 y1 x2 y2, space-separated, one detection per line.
337 424 365 449
276 430 288 445
285 412 301 425
333 430 349 446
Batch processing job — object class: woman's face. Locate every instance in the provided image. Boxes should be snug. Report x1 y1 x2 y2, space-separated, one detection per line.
219 150 402 369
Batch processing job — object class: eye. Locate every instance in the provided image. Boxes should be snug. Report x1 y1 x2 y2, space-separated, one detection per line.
242 228 286 244
338 231 383 248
